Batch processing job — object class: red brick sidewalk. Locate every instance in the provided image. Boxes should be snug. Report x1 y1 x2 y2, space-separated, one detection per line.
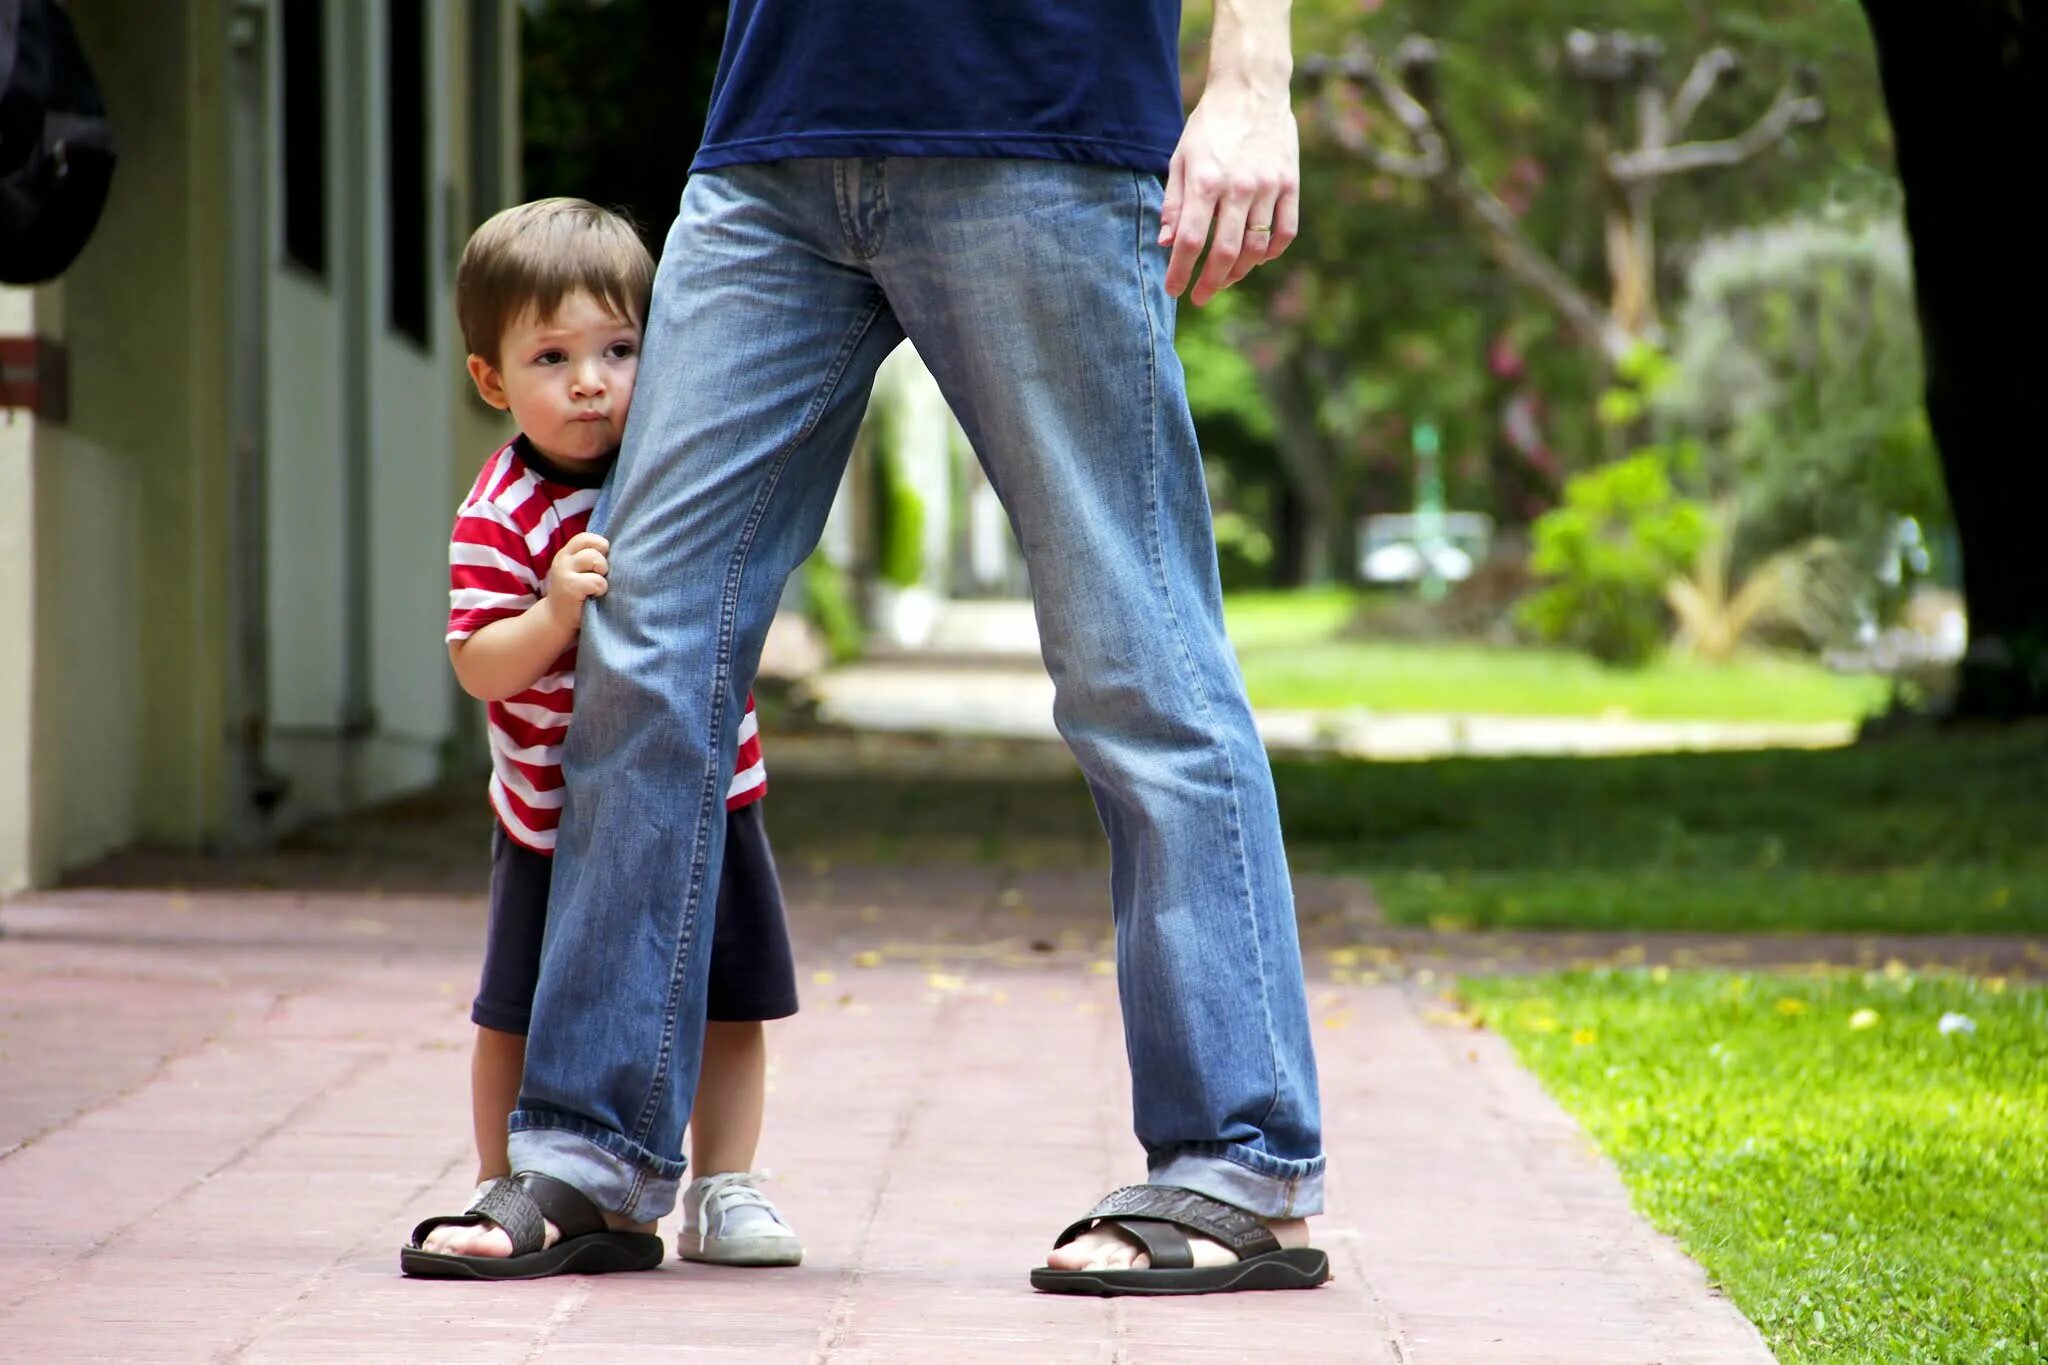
0 882 1770 1364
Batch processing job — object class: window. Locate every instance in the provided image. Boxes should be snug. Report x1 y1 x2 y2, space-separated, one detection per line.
469 0 506 221
386 0 429 346
280 0 327 276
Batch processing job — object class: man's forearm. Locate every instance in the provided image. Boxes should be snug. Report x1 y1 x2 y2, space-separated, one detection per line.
1206 0 1293 93
449 602 579 702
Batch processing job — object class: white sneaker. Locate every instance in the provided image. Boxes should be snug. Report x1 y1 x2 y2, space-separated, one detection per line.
679 1171 804 1266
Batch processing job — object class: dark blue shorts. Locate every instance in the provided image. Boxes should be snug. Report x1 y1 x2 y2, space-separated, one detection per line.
471 800 798 1034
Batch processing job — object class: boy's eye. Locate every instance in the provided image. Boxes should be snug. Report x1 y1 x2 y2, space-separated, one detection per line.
607 342 638 360
535 350 566 365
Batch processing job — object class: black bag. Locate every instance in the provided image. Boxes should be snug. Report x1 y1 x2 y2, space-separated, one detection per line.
0 0 115 285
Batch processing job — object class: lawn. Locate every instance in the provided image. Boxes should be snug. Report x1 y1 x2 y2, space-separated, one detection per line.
764 725 2048 935
1462 969 2048 1364
1274 726 2048 934
1222 588 1891 724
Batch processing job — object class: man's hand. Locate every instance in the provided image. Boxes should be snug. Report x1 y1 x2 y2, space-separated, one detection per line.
543 531 610 629
1163 2 1301 307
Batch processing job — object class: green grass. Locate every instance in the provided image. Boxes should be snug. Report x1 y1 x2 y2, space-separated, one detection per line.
1274 727 2048 934
766 727 2048 934
1461 970 2048 1364
1221 589 1890 723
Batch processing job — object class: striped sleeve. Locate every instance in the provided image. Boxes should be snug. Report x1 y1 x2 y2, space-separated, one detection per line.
727 692 768 808
448 458 543 642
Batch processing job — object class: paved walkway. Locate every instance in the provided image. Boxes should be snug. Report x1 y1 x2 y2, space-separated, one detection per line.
0 870 1774 1364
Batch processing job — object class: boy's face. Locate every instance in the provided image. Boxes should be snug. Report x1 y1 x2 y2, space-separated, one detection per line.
467 290 641 463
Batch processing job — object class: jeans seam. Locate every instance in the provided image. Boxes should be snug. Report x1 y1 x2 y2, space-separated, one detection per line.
1127 171 1286 1132
833 160 859 255
624 287 890 1153
864 158 890 257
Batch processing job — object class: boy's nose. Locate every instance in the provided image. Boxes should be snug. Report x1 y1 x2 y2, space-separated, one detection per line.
570 363 604 396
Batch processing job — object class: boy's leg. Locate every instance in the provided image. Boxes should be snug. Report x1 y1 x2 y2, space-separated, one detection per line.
471 1028 524 1183
499 164 901 1239
690 1020 767 1175
689 798 798 1174
465 827 548 1188
871 161 1322 1265
682 800 801 1265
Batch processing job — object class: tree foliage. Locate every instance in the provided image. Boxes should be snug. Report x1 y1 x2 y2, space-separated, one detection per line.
1178 0 1899 581
1656 215 1946 581
521 1 728 250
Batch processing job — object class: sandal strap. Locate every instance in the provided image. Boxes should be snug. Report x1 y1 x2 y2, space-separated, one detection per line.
1110 1218 1195 1270
407 1171 607 1254
1053 1185 1283 1261
514 1172 607 1241
471 1177 550 1252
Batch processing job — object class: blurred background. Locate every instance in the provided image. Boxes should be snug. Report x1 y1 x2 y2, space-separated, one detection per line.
6 0 2038 895
2 5 2043 1358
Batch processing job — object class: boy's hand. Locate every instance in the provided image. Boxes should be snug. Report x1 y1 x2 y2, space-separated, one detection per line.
543 532 610 630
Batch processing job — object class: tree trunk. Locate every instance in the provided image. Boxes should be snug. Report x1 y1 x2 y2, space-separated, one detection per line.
1862 0 2048 717
609 4 727 247
1262 351 1346 584
1273 481 1317 587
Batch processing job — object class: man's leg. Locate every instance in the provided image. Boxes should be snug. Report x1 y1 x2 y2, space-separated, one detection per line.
493 162 901 1237
872 160 1323 1261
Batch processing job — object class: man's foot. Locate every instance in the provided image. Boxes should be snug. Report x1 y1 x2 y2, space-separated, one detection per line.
679 1171 804 1267
403 1171 665 1280
1045 1215 1310 1271
420 1184 652 1257
1031 1186 1328 1296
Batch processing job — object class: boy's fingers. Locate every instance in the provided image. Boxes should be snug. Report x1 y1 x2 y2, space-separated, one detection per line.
564 531 610 554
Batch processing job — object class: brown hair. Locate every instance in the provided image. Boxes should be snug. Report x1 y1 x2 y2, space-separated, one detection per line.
456 197 654 365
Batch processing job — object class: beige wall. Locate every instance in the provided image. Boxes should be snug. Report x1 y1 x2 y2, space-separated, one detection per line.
15 0 232 883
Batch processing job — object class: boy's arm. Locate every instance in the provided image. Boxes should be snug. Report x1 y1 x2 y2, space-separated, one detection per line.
447 600 582 702
448 525 609 702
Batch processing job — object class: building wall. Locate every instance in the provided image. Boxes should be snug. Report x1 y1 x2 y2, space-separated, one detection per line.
363 0 459 802
263 0 513 821
22 0 232 881
3 0 519 886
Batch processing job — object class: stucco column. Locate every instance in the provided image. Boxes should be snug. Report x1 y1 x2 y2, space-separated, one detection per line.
0 288 34 893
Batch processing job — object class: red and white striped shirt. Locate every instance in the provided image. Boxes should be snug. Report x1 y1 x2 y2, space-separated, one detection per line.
448 437 765 853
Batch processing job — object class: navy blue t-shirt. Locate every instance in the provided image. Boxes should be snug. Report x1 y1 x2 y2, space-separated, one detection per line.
693 2 1185 176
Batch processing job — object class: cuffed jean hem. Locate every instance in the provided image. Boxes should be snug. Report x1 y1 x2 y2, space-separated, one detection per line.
1147 1143 1326 1219
507 1108 685 1224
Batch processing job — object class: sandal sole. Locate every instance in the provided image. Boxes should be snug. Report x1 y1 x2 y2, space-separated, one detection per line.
401 1232 665 1280
1030 1247 1330 1297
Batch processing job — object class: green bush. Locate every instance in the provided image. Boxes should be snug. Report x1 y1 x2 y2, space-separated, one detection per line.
1658 216 1950 586
800 553 864 663
865 401 927 590
1519 448 1710 667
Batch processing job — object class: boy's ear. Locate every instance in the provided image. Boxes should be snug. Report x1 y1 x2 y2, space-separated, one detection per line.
467 354 511 410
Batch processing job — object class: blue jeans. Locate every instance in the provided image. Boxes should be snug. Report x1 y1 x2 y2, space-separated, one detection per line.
510 158 1324 1224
